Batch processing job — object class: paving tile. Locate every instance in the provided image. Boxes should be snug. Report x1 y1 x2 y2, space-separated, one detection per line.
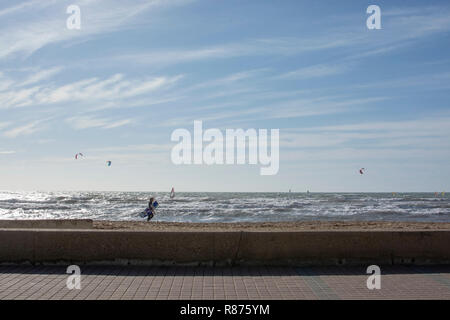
0 265 449 300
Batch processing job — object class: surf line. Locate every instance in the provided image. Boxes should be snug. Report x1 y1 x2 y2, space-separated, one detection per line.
171 120 279 175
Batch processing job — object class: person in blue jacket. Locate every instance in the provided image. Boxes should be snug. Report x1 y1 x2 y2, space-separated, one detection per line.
144 197 158 221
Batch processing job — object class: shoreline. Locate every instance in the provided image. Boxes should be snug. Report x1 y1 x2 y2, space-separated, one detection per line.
93 220 450 231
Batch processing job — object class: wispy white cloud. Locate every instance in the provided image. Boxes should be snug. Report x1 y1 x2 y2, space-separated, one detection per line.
353 72 450 91
281 117 450 151
282 146 450 163
0 0 58 18
65 115 134 130
38 74 182 104
298 117 450 134
85 143 171 154
96 6 450 69
276 64 348 80
3 120 43 138
156 96 386 128
0 0 195 59
0 121 11 130
19 66 63 87
0 85 41 108
109 37 355 67
0 72 183 109
186 69 269 91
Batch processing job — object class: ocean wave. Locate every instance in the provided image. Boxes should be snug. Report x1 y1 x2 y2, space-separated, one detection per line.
0 191 449 223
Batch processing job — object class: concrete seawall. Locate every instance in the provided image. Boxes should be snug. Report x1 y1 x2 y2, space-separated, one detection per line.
0 229 449 266
0 220 93 229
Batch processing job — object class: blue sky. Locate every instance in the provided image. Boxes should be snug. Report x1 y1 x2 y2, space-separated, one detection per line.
0 0 450 192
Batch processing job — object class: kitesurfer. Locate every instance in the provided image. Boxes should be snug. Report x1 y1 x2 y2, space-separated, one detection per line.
144 197 158 221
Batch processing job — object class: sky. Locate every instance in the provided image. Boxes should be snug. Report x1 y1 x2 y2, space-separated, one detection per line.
0 0 450 192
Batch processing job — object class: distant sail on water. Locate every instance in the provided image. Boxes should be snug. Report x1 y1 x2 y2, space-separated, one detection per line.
170 187 175 199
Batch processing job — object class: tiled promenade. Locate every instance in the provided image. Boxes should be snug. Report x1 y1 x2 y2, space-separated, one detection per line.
0 265 449 300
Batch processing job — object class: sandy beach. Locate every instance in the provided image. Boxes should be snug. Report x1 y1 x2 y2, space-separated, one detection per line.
93 220 450 231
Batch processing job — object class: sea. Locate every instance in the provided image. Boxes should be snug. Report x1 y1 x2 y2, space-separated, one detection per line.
0 191 449 223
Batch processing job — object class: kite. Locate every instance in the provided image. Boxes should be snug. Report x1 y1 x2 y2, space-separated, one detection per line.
107 161 112 167
75 153 84 160
359 168 365 175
